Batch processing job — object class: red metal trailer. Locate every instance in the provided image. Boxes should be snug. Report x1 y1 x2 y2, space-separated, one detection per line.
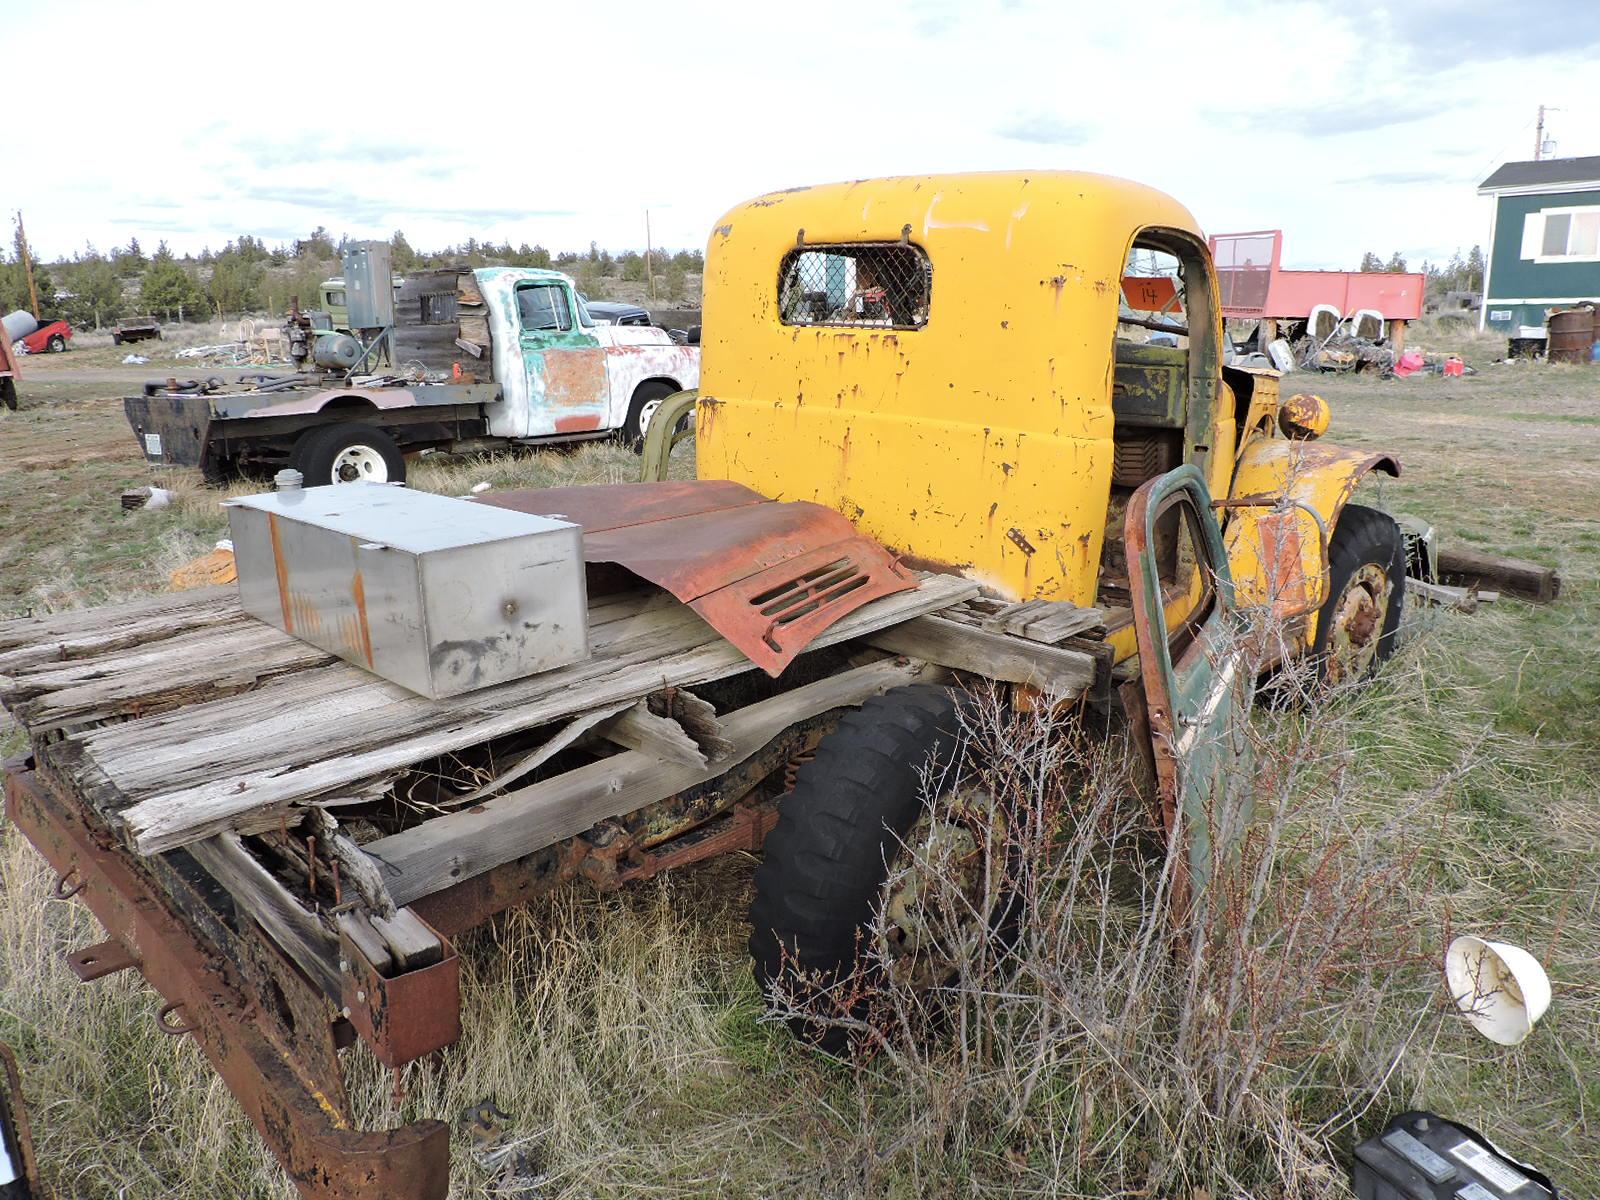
1209 230 1425 353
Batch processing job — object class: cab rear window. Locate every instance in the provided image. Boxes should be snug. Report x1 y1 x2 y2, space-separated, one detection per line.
778 242 931 329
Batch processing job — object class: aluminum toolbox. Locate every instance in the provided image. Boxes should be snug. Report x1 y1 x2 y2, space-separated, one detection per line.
228 483 588 699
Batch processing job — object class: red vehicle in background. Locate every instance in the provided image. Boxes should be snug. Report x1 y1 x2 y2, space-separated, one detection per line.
14 318 72 354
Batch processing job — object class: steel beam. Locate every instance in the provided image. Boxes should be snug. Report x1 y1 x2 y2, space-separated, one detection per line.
3 767 450 1200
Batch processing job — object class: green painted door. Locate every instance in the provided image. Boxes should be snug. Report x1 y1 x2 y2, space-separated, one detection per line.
1125 464 1252 918
514 282 609 433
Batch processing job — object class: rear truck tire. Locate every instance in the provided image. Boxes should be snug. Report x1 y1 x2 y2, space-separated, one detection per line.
1311 503 1406 686
622 380 680 451
47 335 65 353
749 684 1013 1053
290 422 406 487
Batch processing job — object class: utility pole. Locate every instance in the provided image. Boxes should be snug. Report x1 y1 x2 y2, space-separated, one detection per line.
645 210 656 305
15 212 40 319
1534 105 1559 161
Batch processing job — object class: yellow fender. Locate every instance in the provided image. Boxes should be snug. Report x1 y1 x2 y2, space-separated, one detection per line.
1222 438 1400 642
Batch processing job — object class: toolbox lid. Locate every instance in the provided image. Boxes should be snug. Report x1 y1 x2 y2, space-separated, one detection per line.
228 482 578 555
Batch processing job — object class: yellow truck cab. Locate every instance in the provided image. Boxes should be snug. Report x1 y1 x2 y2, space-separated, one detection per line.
693 171 1406 680
677 172 1412 1024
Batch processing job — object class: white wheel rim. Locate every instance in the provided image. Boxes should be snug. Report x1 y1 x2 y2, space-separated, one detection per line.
638 398 663 434
331 445 388 484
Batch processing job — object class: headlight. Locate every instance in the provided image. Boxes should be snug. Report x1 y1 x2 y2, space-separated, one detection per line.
1279 392 1330 440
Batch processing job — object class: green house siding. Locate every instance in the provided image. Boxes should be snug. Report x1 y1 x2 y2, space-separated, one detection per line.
1487 189 1600 302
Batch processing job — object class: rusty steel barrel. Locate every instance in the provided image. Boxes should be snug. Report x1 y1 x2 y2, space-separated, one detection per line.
1548 305 1596 364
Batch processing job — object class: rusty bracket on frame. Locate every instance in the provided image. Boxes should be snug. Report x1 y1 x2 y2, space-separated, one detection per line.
3 765 450 1200
65 938 139 983
337 922 460 1071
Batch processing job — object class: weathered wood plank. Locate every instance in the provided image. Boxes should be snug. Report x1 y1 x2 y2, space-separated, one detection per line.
336 911 393 975
370 909 443 970
868 614 1097 694
187 832 342 997
979 598 1107 643
1436 547 1559 604
1016 605 1108 644
96 598 720 802
451 702 630 806
307 809 398 919
365 656 941 906
117 574 978 853
0 587 239 671
650 688 732 761
0 585 234 648
598 700 707 767
1410 579 1497 612
7 622 332 734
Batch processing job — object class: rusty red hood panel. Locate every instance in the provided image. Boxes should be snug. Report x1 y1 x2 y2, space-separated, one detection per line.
475 481 917 675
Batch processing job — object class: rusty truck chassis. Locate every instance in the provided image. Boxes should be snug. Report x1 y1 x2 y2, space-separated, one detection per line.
0 708 833 1199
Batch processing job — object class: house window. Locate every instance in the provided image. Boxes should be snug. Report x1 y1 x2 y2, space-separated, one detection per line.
778 243 931 329
1521 206 1600 261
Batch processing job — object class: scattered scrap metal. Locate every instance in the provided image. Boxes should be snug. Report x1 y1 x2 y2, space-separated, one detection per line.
1293 326 1397 375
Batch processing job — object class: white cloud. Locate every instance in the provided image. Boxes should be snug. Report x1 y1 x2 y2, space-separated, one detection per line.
5 0 1598 270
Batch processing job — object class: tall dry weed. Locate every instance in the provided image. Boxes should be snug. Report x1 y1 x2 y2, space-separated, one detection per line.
764 620 1454 1197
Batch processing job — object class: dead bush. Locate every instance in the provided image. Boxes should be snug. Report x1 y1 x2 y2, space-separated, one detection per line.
762 622 1452 1197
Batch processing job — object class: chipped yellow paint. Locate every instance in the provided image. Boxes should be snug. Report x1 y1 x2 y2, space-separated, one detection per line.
696 172 1397 659
698 172 1209 607
1224 439 1401 642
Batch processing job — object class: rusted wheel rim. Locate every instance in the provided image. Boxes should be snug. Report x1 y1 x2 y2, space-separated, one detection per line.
1325 563 1392 683
877 790 1003 991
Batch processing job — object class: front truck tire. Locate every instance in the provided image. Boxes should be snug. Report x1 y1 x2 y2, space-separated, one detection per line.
750 684 1011 1052
290 422 406 486
1311 503 1406 685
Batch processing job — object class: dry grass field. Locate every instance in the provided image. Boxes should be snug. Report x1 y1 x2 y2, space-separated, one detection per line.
1 324 1596 1197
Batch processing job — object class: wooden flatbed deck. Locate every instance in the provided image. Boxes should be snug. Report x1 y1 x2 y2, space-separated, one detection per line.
0 575 986 845
0 569 1104 1200
0 571 1108 928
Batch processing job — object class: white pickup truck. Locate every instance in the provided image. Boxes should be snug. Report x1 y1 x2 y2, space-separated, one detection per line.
124 267 700 486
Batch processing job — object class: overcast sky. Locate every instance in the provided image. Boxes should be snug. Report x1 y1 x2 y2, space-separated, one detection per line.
7 0 1598 269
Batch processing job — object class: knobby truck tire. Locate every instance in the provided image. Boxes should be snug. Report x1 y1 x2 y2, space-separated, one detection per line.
749 683 969 1052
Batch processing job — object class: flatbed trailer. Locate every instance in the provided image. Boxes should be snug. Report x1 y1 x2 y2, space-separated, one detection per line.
0 558 1110 1197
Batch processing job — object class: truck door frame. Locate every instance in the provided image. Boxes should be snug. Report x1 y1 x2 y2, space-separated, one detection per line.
1125 463 1251 926
514 279 610 435
1124 225 1225 487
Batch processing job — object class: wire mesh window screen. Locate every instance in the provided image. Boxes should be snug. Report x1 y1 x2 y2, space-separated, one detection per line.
778 243 931 329
1211 233 1274 313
